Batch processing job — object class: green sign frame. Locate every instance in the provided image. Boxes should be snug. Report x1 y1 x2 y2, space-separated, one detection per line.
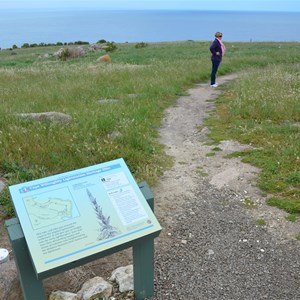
9 158 161 279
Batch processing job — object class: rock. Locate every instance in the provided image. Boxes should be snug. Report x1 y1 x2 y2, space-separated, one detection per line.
97 98 119 104
88 44 103 52
53 47 86 60
74 47 86 57
108 130 121 139
76 276 112 300
96 54 112 63
109 265 133 293
16 112 72 124
49 290 78 300
127 94 138 98
44 267 94 298
207 249 215 256
53 48 66 58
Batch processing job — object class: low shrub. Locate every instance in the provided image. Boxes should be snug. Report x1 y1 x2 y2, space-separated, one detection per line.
135 42 148 49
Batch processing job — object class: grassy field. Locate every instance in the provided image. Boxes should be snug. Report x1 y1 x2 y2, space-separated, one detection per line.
0 40 299 219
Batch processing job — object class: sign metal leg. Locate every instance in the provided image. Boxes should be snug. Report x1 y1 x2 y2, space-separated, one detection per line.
6 218 46 300
133 238 155 300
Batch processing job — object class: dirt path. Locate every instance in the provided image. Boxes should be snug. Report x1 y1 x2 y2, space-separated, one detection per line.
153 73 299 239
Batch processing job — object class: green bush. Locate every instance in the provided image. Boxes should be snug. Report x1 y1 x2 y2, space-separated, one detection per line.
105 42 117 52
135 42 148 49
21 43 30 48
58 48 70 61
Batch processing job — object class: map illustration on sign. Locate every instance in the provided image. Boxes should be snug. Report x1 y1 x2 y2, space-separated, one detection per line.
9 158 161 278
23 187 80 230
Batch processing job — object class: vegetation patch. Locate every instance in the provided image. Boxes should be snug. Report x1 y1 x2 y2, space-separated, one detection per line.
135 42 148 49
206 63 300 213
295 232 300 241
256 219 266 226
243 198 257 209
206 152 216 157
196 166 208 177
0 41 300 220
267 197 300 214
211 147 222 152
286 214 298 222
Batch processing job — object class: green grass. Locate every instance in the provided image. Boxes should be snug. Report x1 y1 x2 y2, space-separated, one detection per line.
243 198 257 209
286 214 298 222
206 63 300 214
196 166 208 177
1 41 300 219
206 152 216 157
256 219 266 226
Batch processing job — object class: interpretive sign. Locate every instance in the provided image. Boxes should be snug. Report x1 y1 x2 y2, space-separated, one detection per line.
9 158 161 278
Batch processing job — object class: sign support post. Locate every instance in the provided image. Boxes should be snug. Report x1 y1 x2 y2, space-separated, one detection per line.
6 218 46 300
133 238 155 299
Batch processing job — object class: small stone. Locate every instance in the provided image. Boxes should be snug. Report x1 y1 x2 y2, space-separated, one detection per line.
110 265 133 292
127 93 138 98
207 249 214 256
16 112 72 124
77 276 112 300
97 98 119 104
181 239 187 244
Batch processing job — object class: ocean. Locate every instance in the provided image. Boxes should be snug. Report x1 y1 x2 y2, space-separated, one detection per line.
0 9 299 49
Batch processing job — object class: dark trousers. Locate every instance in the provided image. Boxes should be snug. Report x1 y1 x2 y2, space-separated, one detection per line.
210 59 221 85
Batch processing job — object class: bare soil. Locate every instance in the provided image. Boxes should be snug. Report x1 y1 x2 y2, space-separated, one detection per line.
1 74 300 299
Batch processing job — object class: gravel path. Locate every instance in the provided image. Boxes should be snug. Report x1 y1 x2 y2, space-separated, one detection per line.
148 75 300 300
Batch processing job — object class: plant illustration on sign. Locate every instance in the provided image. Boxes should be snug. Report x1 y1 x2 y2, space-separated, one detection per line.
87 189 120 240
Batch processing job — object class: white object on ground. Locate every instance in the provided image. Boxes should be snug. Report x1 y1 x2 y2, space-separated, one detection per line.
0 248 9 264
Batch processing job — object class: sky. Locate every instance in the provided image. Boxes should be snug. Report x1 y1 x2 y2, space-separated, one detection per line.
1 0 300 12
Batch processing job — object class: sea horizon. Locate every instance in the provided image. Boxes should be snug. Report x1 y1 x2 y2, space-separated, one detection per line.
0 9 299 49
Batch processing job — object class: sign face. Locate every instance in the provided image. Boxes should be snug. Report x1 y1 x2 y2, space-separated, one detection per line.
9 158 161 276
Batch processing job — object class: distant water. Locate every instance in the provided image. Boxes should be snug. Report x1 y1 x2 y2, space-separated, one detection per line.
0 9 299 49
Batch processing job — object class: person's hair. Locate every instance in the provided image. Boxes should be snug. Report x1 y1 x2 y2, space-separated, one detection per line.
215 32 223 38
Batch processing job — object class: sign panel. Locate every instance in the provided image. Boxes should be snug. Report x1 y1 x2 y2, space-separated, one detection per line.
9 158 161 276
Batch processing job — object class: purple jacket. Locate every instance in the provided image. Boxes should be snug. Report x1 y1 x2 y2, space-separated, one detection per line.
210 38 222 61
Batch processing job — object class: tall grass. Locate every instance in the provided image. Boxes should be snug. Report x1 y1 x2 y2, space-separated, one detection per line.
207 64 300 214
1 41 300 218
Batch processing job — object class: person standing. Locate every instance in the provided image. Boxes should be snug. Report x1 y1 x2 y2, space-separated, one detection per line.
210 32 226 87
